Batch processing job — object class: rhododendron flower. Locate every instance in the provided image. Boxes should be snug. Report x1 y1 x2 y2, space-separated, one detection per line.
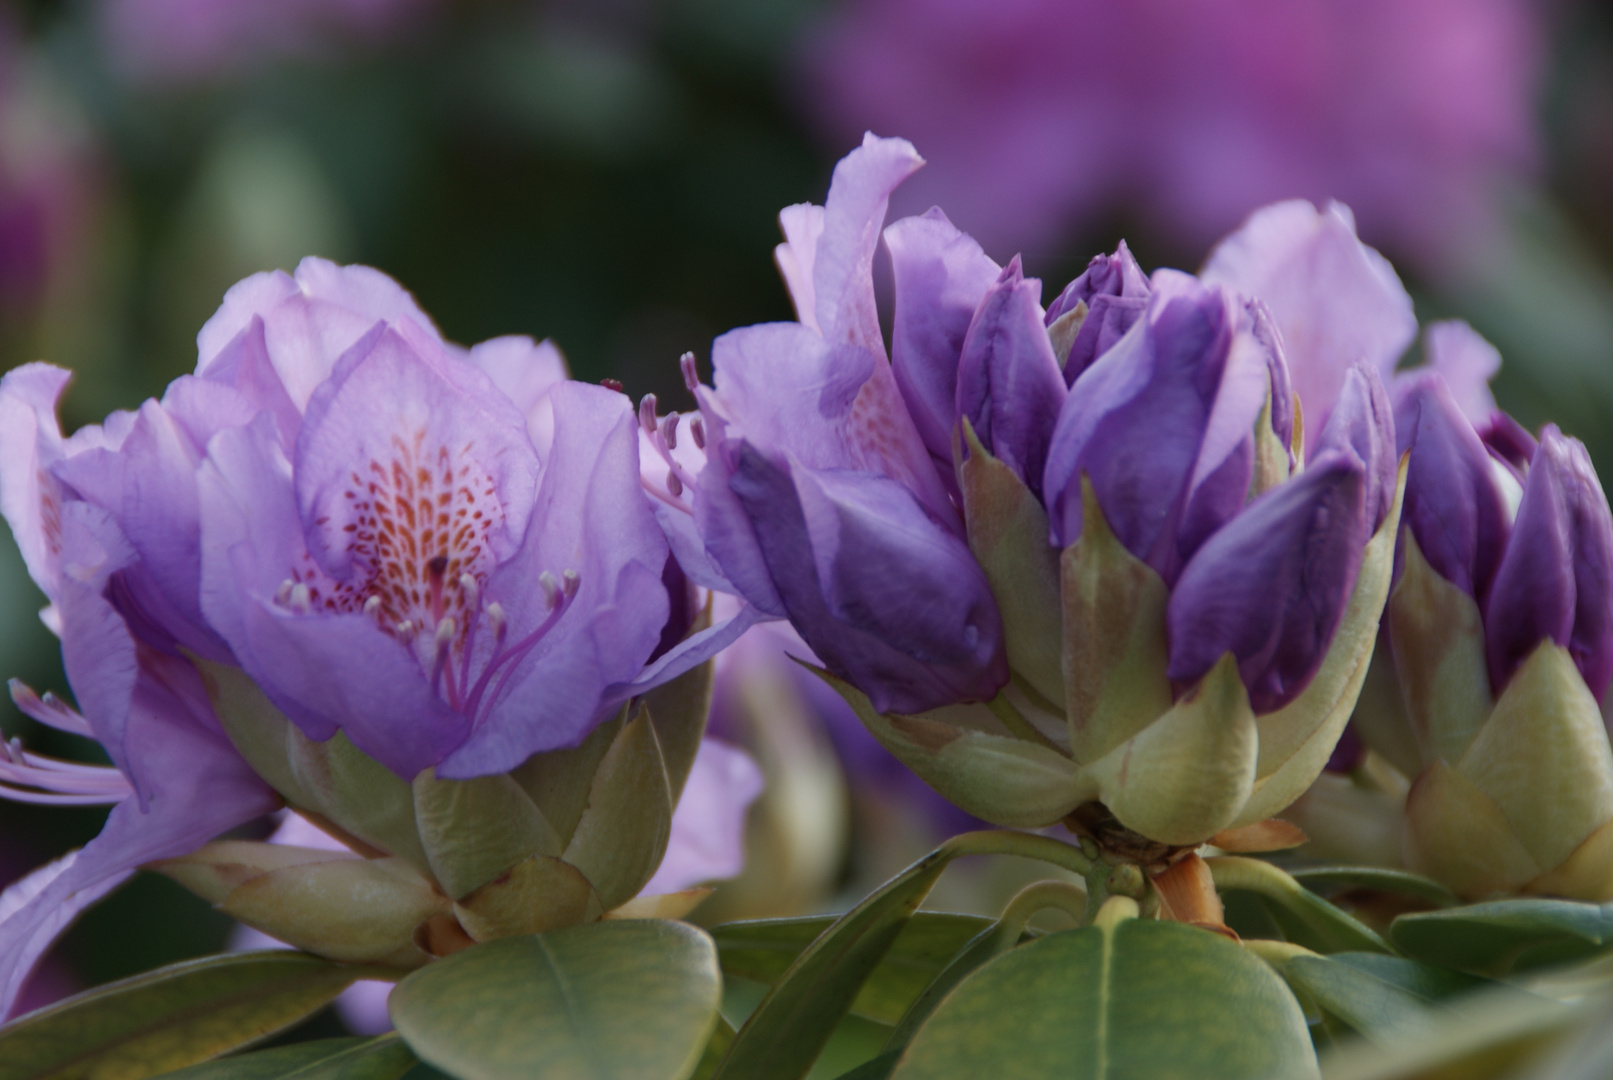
0 259 755 1016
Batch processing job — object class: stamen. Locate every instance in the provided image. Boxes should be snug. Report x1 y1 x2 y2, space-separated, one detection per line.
430 618 457 695
690 416 706 449
486 602 507 644
661 412 680 450
363 595 382 619
539 572 559 610
639 394 659 434
275 579 295 606
288 583 312 615
458 574 480 615
562 569 580 599
396 619 415 639
9 679 94 737
666 471 684 498
680 352 699 394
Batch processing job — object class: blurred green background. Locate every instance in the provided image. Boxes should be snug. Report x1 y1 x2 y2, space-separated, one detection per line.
3 0 1613 1028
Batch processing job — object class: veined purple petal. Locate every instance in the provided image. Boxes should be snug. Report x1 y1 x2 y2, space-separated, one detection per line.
954 256 1066 494
1203 200 1416 446
0 362 72 600
1485 427 1613 700
443 382 670 777
294 325 539 584
1314 363 1397 532
885 207 1000 471
728 445 1006 714
707 320 958 530
1394 371 1511 602
810 132 925 354
1045 241 1151 384
1168 451 1369 713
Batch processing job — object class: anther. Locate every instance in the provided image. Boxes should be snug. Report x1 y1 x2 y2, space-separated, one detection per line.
562 569 580 599
363 595 382 618
661 412 679 450
275 579 295 606
690 416 706 449
288 583 312 614
486 602 507 641
639 395 659 434
539 571 559 610
435 618 457 650
396 619 416 639
458 574 480 614
666 471 684 498
680 352 699 393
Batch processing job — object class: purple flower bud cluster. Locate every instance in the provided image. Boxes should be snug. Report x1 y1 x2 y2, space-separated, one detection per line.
664 134 1407 721
1395 372 1613 703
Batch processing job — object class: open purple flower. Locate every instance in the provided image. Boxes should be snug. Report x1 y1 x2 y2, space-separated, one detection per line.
647 135 1008 716
0 259 755 1013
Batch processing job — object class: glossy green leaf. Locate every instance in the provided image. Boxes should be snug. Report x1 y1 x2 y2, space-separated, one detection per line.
889 920 1318 1080
156 1035 416 1079
1209 857 1393 954
1390 899 1613 975
710 847 953 1080
0 951 358 1080
1288 866 1459 909
388 919 720 1080
710 913 994 1025
1326 953 1497 1001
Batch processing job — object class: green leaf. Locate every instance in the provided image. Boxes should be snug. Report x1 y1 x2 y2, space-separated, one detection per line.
156 1035 416 1079
889 920 1318 1080
0 951 359 1080
831 1052 899 1080
388 919 720 1080
1325 953 1498 1001
710 847 953 1080
1282 955 1453 1043
710 913 995 1025
688 1016 735 1080
1287 866 1459 909
1390 898 1613 975
1208 857 1393 954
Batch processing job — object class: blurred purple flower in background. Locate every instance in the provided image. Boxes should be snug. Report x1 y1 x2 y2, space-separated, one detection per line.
99 0 434 83
801 0 1542 269
0 23 99 327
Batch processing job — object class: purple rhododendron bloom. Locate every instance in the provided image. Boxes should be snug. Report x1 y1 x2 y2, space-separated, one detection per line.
650 135 1008 716
0 258 747 1016
1044 242 1151 385
802 0 1541 270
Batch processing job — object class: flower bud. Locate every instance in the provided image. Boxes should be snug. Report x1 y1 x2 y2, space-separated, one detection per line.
1350 392 1613 900
1043 241 1151 384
